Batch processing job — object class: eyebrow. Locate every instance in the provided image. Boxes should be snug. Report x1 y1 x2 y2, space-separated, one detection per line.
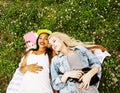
52 39 56 42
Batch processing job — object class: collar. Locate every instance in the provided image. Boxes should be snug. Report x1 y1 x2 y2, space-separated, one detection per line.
57 46 80 58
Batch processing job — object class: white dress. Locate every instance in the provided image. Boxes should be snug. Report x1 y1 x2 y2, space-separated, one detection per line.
17 52 53 93
6 57 24 93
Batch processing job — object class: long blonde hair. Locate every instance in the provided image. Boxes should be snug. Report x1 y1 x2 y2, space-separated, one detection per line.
49 32 83 46
49 32 107 52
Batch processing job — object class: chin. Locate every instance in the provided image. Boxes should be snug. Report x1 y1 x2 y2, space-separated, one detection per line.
56 48 60 51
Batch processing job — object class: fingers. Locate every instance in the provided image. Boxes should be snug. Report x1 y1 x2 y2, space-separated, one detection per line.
79 76 83 82
79 82 84 89
34 64 43 70
32 70 39 73
31 66 43 73
79 70 84 74
86 83 89 89
78 71 84 78
78 74 90 89
77 72 82 79
75 70 84 78
82 83 89 89
35 65 43 71
28 63 43 73
79 82 89 89
69 70 84 79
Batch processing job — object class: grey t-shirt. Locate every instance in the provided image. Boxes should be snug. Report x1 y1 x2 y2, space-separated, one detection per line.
67 52 82 70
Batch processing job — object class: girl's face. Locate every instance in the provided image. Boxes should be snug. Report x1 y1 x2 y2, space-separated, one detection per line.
49 36 63 52
38 33 49 48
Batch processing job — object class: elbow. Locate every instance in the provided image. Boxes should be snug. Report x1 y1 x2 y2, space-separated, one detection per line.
91 63 102 73
52 80 66 90
19 66 26 73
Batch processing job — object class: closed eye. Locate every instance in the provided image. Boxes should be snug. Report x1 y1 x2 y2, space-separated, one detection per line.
52 39 56 43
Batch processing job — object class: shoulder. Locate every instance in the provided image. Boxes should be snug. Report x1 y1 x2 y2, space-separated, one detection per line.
52 55 59 62
24 50 32 57
51 53 65 64
72 45 89 53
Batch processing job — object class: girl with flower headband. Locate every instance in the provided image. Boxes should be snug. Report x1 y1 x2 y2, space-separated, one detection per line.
6 29 58 93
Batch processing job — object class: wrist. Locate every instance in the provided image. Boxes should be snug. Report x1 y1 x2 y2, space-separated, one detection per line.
86 71 93 78
61 72 69 82
87 69 97 78
20 66 27 73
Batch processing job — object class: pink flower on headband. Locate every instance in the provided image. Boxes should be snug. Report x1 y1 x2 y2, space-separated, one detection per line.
23 31 38 49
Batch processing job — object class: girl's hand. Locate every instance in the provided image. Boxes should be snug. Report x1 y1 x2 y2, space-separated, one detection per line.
61 70 83 83
26 63 43 73
79 67 99 89
79 72 92 89
66 70 83 79
20 51 43 73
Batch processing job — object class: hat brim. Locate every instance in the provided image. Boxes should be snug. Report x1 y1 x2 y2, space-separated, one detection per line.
37 29 52 35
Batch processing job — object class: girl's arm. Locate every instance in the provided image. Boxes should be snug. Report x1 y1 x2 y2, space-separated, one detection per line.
20 51 43 73
51 57 83 90
78 46 101 89
79 67 99 89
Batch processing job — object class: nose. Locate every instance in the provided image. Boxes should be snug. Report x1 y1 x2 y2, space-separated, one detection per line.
40 38 46 42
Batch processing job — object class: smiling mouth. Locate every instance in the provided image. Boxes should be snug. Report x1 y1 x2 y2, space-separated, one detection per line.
40 42 45 45
53 46 57 49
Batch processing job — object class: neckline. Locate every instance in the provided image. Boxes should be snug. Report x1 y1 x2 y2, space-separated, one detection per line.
31 51 45 55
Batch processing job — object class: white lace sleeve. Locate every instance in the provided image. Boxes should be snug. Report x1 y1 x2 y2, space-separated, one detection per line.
94 49 111 63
